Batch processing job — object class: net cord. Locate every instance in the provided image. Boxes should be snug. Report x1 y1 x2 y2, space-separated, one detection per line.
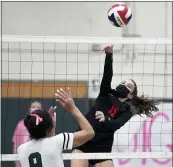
1 152 172 161
2 35 172 45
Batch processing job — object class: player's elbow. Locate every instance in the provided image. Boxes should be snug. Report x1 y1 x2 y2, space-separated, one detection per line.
84 128 95 141
109 123 124 132
73 129 95 147
88 128 95 139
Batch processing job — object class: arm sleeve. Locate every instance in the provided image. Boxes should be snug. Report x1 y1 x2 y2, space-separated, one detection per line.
99 52 113 96
103 110 133 132
55 133 74 151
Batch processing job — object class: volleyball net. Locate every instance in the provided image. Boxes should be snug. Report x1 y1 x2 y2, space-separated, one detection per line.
1 35 172 164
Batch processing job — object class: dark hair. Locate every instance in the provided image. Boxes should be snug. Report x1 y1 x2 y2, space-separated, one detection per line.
129 79 159 117
24 109 53 140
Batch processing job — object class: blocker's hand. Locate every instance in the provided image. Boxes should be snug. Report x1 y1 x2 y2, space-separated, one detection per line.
48 106 57 125
55 87 76 113
48 106 57 136
48 106 57 116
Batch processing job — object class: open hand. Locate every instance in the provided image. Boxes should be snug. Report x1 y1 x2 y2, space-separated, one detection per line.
55 87 76 113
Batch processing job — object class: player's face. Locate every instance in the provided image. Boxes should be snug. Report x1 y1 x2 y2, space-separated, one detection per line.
121 79 135 94
30 102 42 113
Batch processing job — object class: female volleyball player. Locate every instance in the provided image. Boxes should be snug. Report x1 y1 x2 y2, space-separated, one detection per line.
71 45 159 167
17 88 95 167
13 101 57 167
13 101 42 154
13 101 43 167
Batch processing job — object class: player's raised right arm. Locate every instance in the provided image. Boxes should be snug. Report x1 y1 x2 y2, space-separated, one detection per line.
99 45 114 96
55 88 95 148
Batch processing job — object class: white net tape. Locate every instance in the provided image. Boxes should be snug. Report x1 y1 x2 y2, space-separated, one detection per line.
2 35 172 44
1 152 172 161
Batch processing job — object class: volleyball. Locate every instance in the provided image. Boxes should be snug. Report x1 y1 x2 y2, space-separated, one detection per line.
108 3 132 27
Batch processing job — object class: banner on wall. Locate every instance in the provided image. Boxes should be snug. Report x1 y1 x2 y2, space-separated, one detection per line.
112 104 172 167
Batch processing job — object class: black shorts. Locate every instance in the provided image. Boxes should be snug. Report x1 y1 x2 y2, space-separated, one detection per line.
74 142 112 166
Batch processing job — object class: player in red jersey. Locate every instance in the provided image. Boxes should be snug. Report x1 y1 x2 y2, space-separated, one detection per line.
71 45 159 167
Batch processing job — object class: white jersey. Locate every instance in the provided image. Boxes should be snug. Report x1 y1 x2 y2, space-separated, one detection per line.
17 133 74 167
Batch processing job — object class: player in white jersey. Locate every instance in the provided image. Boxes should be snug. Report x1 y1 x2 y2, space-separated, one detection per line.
17 87 95 167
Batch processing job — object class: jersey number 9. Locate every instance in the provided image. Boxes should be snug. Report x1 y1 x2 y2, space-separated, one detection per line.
29 152 43 167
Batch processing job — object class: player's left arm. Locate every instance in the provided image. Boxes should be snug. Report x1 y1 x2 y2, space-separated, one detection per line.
103 110 133 132
95 107 133 132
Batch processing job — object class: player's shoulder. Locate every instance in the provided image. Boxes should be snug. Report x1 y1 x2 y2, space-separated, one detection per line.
51 133 74 149
52 132 73 142
17 140 31 154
